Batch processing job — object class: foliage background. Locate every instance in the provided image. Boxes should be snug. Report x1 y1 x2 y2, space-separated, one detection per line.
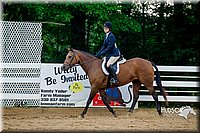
2 0 200 65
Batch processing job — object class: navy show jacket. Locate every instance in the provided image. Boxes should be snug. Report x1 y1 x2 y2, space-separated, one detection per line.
97 32 121 59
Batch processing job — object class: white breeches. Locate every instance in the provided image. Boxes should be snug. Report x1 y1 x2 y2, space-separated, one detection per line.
106 56 120 67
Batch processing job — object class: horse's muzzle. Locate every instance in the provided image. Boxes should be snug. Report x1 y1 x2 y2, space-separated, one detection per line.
61 64 70 71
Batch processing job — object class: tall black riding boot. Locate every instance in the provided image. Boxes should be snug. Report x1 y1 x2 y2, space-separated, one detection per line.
108 65 119 84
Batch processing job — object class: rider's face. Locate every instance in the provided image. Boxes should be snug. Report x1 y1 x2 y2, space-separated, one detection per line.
104 27 109 33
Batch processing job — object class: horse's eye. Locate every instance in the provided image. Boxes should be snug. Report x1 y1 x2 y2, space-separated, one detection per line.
68 56 72 59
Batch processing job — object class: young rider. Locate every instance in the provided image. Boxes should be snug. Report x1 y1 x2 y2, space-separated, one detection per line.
96 21 121 84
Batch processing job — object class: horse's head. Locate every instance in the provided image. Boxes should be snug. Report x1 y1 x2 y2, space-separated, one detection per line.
187 106 196 116
62 48 80 71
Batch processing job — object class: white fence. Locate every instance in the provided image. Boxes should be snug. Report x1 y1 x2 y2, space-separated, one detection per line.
1 63 198 107
139 66 199 102
0 21 43 107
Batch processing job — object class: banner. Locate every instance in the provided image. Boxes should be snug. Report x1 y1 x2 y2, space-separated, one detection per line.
40 63 138 109
93 84 134 107
40 64 91 107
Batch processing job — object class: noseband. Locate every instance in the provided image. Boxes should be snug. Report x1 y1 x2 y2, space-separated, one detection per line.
65 51 77 68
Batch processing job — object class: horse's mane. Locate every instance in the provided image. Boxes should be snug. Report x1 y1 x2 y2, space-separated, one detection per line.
76 50 96 58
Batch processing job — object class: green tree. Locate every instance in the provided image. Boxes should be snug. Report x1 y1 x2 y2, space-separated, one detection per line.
2 1 199 65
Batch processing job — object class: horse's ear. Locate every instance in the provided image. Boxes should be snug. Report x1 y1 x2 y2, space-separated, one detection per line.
67 47 73 52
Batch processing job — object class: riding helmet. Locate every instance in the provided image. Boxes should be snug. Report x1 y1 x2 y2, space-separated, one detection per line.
104 21 112 30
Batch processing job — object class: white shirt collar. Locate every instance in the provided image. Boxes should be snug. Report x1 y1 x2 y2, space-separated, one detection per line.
106 31 110 37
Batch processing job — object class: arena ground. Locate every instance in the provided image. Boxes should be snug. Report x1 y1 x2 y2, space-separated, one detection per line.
2 107 199 132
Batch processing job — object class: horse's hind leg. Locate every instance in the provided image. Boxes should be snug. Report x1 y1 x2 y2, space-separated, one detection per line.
147 86 162 115
152 92 162 115
128 80 141 114
99 89 117 117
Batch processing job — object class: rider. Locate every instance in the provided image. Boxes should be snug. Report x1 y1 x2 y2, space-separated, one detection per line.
96 21 121 84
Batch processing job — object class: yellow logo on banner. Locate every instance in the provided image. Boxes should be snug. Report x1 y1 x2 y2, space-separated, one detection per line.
70 82 83 93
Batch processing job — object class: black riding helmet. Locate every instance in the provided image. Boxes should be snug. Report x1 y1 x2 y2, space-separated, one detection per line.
104 21 112 30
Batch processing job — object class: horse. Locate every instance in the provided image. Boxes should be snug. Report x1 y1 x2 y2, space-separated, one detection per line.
62 48 168 118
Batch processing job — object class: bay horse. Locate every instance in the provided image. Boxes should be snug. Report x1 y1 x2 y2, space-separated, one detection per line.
62 48 168 118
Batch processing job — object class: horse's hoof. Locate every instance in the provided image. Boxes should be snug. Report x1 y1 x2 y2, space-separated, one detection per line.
79 113 84 118
159 112 164 117
158 110 162 116
113 111 117 117
127 111 132 115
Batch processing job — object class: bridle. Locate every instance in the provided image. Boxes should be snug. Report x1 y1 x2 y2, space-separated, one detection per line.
65 51 77 68
65 50 98 68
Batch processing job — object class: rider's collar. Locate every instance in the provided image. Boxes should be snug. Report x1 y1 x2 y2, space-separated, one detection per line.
106 31 111 37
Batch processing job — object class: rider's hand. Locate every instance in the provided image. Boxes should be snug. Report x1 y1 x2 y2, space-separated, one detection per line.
95 53 100 58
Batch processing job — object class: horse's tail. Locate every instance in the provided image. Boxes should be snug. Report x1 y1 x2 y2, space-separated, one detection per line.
123 85 133 104
151 62 168 106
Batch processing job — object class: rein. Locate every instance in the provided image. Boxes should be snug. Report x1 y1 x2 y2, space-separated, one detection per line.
72 58 99 67
78 58 99 65
66 51 99 67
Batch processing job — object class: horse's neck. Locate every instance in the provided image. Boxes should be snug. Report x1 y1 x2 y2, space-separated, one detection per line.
78 51 100 74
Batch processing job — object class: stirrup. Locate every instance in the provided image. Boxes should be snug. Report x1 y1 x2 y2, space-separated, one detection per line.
110 78 118 84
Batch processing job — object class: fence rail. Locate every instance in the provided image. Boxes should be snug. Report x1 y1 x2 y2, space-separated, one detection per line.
139 66 199 102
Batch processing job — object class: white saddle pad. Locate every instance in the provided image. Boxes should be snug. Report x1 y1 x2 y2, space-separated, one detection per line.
102 57 126 75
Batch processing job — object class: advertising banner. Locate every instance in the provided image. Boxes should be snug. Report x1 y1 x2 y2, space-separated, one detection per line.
40 63 138 109
40 64 91 107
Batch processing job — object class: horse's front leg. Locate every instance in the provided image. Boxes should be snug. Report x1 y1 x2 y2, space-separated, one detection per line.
80 86 98 118
99 89 117 117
